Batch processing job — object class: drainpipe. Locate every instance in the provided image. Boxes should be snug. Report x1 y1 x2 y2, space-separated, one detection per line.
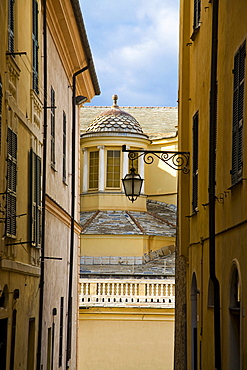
208 0 221 369
66 64 89 368
36 0 47 368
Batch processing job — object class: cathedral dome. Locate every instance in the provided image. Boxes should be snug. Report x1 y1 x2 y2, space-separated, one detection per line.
85 95 145 135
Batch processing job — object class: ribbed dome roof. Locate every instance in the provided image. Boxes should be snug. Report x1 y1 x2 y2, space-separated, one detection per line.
85 95 144 134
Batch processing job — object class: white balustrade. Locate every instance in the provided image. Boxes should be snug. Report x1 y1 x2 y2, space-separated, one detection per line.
79 278 175 308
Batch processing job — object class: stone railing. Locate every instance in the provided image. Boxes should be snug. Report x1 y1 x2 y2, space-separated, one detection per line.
79 278 175 308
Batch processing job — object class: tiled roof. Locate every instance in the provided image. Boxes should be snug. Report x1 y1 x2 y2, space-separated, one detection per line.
80 252 175 277
80 200 176 237
85 107 144 135
80 106 178 138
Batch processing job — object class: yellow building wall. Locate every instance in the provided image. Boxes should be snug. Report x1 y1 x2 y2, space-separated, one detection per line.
78 307 174 370
81 234 175 258
178 0 247 369
145 137 178 205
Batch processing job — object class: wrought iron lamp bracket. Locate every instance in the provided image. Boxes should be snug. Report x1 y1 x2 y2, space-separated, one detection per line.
122 145 190 174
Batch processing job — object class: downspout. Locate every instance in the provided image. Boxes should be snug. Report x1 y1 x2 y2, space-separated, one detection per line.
36 0 47 368
66 64 89 368
208 0 221 369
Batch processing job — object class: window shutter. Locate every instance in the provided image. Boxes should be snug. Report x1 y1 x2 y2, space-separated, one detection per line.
193 0 201 29
192 112 199 212
6 128 17 238
51 87 55 167
8 0 15 53
32 0 39 93
231 41 246 185
29 149 41 247
63 112 66 182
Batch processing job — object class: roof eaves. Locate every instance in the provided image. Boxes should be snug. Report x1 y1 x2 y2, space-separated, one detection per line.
70 0 101 96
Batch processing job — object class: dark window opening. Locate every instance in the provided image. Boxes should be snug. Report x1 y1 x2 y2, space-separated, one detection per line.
192 112 199 212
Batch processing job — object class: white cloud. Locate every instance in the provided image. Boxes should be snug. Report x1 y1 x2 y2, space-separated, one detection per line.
80 0 179 106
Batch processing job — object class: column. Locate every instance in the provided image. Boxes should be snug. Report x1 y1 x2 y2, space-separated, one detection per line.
98 145 105 191
82 148 88 193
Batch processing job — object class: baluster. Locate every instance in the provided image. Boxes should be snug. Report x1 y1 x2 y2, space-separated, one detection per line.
170 284 173 296
146 283 150 296
130 283 133 296
165 283 168 296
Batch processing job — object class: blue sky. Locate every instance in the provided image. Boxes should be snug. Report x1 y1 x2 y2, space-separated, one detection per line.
80 0 179 107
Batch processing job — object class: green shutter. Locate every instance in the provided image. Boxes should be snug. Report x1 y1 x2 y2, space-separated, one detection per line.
29 149 41 247
51 87 55 167
6 128 17 238
231 41 246 185
8 0 15 53
32 0 39 93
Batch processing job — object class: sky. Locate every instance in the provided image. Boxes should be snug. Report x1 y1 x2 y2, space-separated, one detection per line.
79 0 179 107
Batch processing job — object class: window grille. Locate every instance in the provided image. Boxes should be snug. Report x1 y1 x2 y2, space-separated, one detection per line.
106 150 120 188
89 151 99 189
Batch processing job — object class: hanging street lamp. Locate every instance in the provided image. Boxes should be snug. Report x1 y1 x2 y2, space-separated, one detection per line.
122 145 190 202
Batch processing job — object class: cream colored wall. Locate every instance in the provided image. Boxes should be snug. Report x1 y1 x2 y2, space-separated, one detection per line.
78 307 174 370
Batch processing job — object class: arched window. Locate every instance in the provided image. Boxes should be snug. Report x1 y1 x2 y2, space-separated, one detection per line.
191 273 198 370
229 264 241 369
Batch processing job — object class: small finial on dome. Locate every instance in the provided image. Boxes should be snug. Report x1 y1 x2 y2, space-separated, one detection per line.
112 94 119 108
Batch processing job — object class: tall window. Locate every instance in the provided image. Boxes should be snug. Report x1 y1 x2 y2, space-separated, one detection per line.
89 151 99 189
50 87 55 168
58 297 64 367
192 112 199 212
6 128 17 238
62 112 66 182
193 0 201 29
32 0 39 93
0 79 2 153
106 150 120 188
29 149 41 248
231 41 246 185
8 0 15 53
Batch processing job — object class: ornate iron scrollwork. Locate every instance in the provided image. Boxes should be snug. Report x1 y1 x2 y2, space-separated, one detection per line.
123 145 190 174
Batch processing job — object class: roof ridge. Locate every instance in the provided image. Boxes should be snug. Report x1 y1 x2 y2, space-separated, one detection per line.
146 211 176 228
81 210 100 232
125 211 145 234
